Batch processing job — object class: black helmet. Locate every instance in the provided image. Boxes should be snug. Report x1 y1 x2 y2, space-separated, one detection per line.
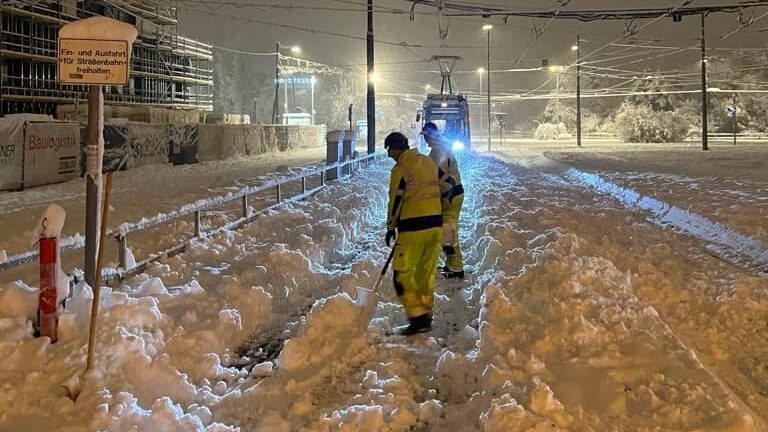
384 132 409 150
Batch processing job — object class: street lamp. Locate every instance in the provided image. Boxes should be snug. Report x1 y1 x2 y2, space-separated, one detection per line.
275 43 303 120
482 24 493 151
476 67 485 138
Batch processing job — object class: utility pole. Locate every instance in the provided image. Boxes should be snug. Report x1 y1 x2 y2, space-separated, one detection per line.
576 34 582 148
701 12 709 151
483 24 492 152
366 0 376 154
478 71 484 140
272 42 280 124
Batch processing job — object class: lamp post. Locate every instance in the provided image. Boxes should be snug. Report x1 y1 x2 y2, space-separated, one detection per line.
273 43 301 124
482 24 493 152
476 67 485 141
573 36 582 147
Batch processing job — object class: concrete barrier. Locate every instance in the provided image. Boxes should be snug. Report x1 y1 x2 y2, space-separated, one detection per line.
126 123 170 168
262 125 324 152
23 121 80 189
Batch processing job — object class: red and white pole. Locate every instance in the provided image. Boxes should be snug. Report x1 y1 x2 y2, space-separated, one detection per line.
38 236 58 343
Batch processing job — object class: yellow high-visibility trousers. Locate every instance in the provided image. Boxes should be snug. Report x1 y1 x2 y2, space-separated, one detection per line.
441 194 464 272
392 227 442 318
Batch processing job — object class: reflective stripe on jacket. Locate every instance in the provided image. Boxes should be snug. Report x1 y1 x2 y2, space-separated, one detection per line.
387 149 443 232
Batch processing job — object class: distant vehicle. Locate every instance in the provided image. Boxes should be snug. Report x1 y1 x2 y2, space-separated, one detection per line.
418 93 472 151
282 113 312 126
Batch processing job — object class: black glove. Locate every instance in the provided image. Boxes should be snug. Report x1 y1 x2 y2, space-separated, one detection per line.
385 229 396 247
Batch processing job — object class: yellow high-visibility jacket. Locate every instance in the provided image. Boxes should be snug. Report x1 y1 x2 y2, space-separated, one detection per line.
429 141 464 203
387 149 443 232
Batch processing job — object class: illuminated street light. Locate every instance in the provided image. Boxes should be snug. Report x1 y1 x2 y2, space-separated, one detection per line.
482 24 493 31
290 45 301 55
571 45 579 51
369 72 378 82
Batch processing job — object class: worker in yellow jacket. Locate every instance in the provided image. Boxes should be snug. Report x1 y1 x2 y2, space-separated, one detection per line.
421 122 465 279
384 132 443 335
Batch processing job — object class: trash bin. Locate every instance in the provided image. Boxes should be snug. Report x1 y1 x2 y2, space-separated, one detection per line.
326 129 355 180
326 130 344 181
341 130 357 176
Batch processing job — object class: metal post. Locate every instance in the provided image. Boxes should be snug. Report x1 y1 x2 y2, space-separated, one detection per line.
486 29 491 152
276 183 282 203
733 93 737 146
302 177 306 194
272 42 280 124
242 195 249 218
576 34 582 148
118 235 128 269
366 0 376 154
321 170 325 186
311 77 315 124
701 13 709 151
284 73 289 117
478 72 483 142
84 85 103 290
39 237 58 342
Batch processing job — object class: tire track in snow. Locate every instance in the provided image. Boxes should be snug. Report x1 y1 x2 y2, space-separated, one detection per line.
564 168 768 277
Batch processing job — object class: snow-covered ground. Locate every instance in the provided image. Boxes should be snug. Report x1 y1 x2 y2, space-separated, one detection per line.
0 141 766 431
0 146 326 283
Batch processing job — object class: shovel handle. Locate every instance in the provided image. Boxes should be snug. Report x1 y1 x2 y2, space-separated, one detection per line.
372 245 397 292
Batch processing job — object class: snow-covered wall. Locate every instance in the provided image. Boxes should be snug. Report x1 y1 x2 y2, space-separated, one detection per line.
261 125 324 152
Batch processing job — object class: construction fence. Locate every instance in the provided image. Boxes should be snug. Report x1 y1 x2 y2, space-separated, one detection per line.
0 117 326 191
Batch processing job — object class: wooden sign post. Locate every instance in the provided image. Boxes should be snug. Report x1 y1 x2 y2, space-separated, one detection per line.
57 16 136 372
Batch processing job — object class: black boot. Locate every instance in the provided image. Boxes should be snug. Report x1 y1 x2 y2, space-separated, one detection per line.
397 314 432 336
442 270 465 280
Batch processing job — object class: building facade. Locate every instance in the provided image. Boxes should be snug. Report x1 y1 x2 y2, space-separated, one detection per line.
0 0 213 117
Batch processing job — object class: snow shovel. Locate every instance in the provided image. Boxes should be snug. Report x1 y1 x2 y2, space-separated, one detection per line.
372 244 397 292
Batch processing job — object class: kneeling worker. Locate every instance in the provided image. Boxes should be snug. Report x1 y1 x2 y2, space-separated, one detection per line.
384 132 443 335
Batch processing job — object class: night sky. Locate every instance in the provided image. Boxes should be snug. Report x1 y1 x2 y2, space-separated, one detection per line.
177 1 768 108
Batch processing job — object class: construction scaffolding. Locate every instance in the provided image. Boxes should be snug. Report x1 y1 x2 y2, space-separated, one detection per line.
0 0 213 117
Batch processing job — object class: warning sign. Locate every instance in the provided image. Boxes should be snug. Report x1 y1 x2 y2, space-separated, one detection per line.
58 39 130 85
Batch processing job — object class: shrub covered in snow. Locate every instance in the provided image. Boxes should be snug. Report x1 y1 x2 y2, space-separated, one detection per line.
614 101 689 143
534 122 569 141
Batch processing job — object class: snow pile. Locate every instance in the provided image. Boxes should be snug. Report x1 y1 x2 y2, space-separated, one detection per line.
278 287 377 378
